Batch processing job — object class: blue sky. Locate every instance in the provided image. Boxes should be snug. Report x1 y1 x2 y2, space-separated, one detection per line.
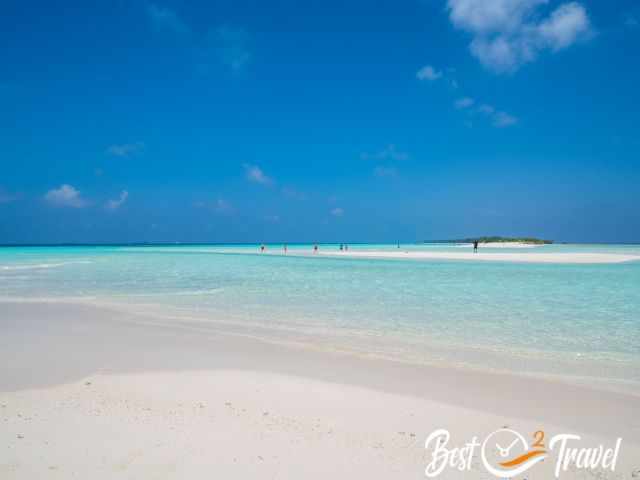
1 0 639 244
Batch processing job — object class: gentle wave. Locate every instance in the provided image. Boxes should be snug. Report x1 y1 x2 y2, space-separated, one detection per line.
110 289 224 297
0 260 93 271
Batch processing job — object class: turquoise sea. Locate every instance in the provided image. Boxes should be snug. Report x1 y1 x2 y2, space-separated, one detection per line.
1 243 639 392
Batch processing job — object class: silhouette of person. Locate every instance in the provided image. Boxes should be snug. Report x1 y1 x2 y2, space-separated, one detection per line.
473 240 478 253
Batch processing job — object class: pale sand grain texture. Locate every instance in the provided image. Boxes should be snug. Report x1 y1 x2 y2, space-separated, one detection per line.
1 301 638 479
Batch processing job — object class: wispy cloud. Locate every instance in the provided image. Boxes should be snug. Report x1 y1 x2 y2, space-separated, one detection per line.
473 103 518 127
415 63 518 128
0 187 18 204
105 190 129 211
361 144 409 162
454 99 517 128
364 146 406 178
264 214 280 223
447 0 592 73
492 110 518 127
44 184 88 208
107 142 145 158
281 187 306 200
455 97 475 109
477 103 495 114
244 164 273 186
373 166 398 178
214 198 235 215
147 5 251 74
195 198 236 215
146 4 190 36
416 65 443 81
330 207 344 217
208 25 251 72
625 15 639 28
416 64 461 89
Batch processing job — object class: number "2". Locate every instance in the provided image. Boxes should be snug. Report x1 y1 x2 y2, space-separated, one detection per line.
532 430 545 449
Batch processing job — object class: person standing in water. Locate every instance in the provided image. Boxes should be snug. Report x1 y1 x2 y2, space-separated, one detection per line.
473 240 478 253
283 244 287 254
260 244 265 253
313 244 318 254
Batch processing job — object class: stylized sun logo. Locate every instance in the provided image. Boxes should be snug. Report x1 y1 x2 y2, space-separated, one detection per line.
481 428 547 478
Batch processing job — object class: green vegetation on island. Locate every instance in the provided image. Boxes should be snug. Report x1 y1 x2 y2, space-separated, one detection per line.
465 236 552 245
427 236 553 245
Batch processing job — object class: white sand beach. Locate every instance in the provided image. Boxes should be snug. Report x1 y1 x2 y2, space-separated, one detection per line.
1 301 638 479
318 250 640 264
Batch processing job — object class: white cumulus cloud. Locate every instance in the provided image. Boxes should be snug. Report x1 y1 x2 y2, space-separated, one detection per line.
537 2 591 51
447 0 592 73
45 184 88 208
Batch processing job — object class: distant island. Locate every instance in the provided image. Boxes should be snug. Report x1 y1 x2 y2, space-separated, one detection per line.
427 236 553 245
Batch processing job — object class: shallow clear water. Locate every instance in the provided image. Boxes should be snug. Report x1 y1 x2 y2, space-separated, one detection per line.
1 243 639 390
